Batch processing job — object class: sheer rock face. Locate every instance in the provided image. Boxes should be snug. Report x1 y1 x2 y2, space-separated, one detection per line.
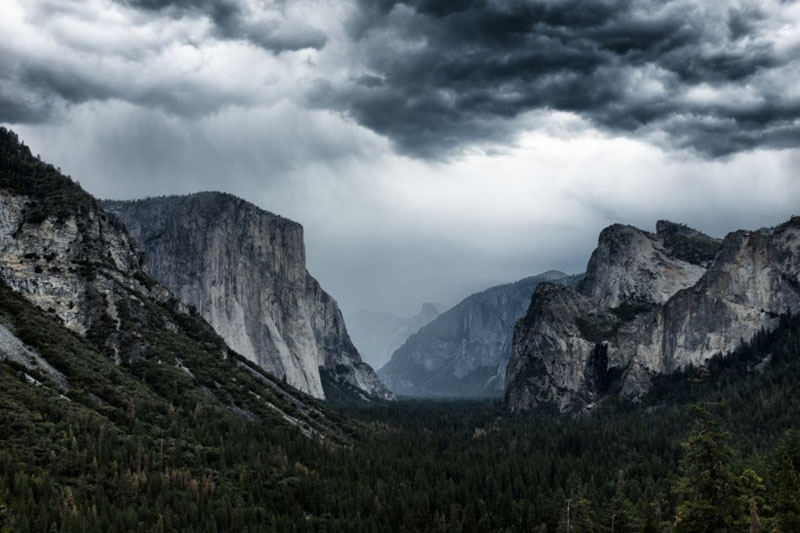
505 284 602 412
506 218 800 413
578 224 707 308
645 220 800 371
103 193 391 400
379 270 576 398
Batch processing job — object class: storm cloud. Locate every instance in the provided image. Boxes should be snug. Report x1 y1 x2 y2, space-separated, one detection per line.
3 0 800 316
0 0 328 125
318 0 800 157
119 0 328 51
3 0 799 158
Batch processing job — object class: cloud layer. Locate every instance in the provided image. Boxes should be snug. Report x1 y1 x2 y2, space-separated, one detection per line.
3 0 800 158
324 0 800 157
0 0 332 124
3 0 800 316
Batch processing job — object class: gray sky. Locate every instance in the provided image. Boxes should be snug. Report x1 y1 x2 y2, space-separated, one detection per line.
3 0 800 315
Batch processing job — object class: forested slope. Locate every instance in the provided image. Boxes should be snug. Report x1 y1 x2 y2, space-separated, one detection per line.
5 294 800 531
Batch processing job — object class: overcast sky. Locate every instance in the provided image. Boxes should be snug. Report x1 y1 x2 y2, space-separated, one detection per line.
3 0 800 316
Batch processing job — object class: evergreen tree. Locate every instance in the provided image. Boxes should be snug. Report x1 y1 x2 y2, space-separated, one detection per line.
0 503 11 533
673 375 748 532
558 478 596 533
739 469 766 533
770 429 800 531
608 471 639 533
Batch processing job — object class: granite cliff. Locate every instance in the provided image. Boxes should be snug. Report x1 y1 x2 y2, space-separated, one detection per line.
505 219 800 412
103 193 391 401
0 126 348 437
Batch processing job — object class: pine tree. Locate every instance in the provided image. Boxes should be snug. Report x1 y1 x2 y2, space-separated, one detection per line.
770 429 800 531
558 477 596 533
739 469 765 533
673 372 748 532
608 470 638 533
0 503 12 533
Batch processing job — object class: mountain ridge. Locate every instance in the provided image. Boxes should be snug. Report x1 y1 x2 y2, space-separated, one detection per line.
0 125 349 437
505 217 800 412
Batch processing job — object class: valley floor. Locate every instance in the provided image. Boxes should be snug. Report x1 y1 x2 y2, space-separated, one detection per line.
4 314 800 531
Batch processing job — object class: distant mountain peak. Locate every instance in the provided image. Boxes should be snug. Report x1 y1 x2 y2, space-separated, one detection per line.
346 302 445 370
379 270 577 398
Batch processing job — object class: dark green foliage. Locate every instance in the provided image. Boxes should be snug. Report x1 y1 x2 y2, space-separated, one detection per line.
576 310 620 343
770 429 800 531
611 300 655 322
662 233 722 265
674 395 747 531
0 281 362 532
1 127 799 531
2 296 800 531
0 127 107 226
658 222 722 265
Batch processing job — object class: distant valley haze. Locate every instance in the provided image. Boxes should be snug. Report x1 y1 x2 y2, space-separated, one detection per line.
3 0 800 316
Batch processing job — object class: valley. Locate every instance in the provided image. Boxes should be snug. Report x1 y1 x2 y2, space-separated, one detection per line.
1 126 800 532
4 0 800 530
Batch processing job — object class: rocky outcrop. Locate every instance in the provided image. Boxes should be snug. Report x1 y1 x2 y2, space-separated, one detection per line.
0 137 175 367
578 224 707 308
103 193 391 401
346 302 444 369
505 218 800 413
379 270 578 397
505 284 617 412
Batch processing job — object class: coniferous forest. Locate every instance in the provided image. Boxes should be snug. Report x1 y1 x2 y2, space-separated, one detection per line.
2 268 800 532
1 126 800 532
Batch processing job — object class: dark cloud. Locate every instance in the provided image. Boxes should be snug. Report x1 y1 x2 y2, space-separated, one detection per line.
0 60 255 125
0 90 52 124
0 0 329 126
4 0 798 160
319 0 800 158
120 0 327 52
0 57 59 124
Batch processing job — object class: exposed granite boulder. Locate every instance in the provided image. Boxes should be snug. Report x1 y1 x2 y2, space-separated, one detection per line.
0 320 70 390
505 283 606 412
578 224 708 308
